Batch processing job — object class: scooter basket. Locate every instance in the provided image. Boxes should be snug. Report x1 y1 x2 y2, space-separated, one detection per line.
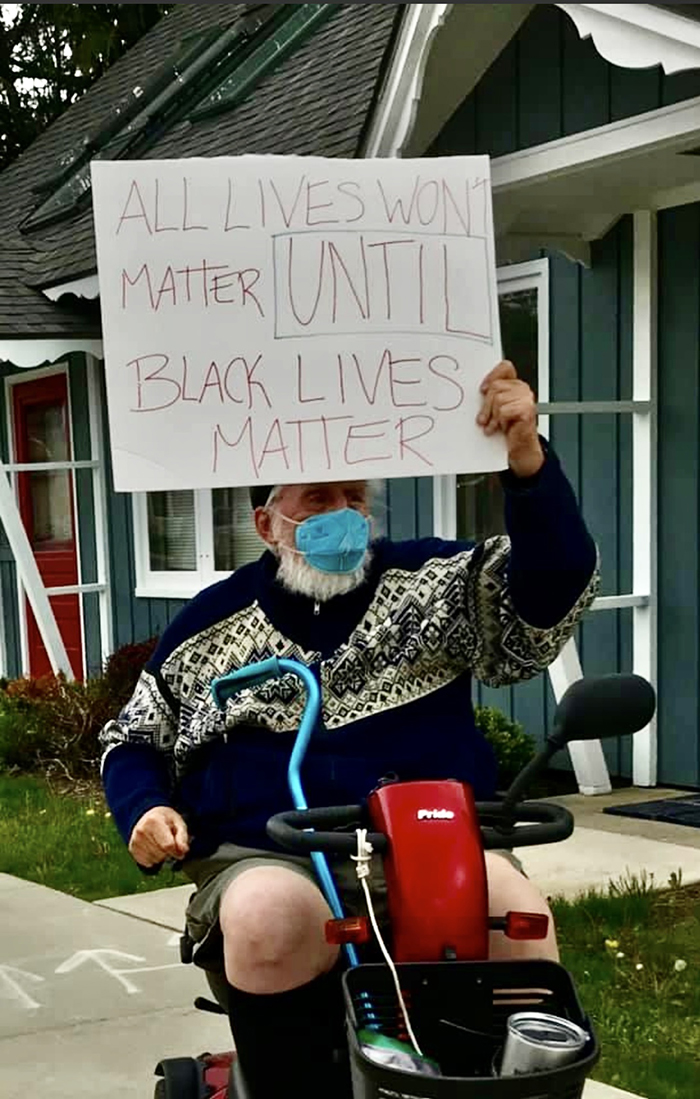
343 960 599 1099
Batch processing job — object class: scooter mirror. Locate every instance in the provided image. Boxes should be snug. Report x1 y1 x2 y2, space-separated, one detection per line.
549 674 656 749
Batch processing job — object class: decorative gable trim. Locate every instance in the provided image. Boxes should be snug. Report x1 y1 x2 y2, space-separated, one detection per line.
557 3 700 76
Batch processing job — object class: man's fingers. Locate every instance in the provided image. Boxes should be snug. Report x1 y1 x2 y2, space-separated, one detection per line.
495 396 534 422
480 360 516 393
170 816 190 858
128 806 190 867
149 813 186 852
481 396 535 436
128 834 163 868
478 376 532 426
477 389 494 426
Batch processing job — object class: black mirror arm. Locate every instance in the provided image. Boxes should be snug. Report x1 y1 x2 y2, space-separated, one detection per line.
497 740 560 824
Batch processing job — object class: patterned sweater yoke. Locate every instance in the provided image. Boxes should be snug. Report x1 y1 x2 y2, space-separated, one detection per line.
101 534 598 776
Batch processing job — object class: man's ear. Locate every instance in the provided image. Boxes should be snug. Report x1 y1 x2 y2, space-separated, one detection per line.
254 506 274 546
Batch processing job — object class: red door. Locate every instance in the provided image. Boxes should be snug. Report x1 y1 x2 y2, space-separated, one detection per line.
12 374 84 679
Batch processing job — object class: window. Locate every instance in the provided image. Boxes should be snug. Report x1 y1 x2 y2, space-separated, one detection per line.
190 5 334 120
133 487 263 599
435 259 549 543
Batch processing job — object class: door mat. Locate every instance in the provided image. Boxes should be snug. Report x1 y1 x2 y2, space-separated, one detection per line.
604 795 700 829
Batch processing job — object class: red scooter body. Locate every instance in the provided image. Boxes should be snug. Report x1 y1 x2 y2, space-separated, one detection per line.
367 778 489 962
193 779 490 1099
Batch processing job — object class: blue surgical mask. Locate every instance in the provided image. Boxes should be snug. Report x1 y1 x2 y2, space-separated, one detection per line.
277 507 370 574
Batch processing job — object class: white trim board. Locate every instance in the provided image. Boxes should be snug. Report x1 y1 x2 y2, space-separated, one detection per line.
631 210 658 787
491 94 700 194
362 3 450 158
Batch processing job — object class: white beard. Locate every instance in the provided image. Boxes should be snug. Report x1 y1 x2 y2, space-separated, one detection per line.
275 545 371 602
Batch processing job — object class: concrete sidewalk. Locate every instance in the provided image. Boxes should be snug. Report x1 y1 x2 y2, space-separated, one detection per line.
4 788 699 1098
520 786 700 899
0 874 229 1099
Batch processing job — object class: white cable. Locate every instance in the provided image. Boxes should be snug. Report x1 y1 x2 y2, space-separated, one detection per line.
352 829 424 1057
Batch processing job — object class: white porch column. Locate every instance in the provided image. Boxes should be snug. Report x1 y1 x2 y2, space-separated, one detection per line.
548 639 612 795
631 210 658 786
0 464 73 679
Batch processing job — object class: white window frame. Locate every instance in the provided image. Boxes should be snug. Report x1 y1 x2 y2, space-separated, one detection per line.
433 257 551 540
133 488 262 600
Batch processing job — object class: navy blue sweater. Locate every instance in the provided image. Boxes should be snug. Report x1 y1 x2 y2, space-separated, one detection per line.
101 447 598 864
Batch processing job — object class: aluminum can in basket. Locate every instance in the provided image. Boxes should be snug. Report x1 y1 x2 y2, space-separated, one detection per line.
499 1012 588 1076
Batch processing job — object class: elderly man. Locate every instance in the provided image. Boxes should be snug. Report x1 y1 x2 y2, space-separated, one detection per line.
100 361 598 1099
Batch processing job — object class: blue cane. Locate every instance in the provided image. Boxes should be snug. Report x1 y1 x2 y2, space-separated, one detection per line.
211 657 361 968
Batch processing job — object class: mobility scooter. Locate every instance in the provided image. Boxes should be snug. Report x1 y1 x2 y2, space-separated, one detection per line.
155 657 655 1099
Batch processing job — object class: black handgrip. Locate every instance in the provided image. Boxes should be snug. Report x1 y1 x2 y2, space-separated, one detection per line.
475 801 574 849
267 805 389 856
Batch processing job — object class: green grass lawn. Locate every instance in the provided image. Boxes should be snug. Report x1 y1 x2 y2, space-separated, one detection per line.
553 875 700 1099
1 774 698 1097
0 773 187 900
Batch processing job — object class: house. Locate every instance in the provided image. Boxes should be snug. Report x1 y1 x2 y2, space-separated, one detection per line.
1 2 699 790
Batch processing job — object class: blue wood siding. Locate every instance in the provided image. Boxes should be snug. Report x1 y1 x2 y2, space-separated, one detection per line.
657 205 700 788
432 5 700 161
428 1 700 784
474 225 634 770
427 6 645 771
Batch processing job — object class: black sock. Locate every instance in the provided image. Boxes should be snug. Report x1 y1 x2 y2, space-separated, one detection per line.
227 966 352 1099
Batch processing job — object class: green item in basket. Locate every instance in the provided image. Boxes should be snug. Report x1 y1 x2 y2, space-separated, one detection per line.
357 1029 442 1076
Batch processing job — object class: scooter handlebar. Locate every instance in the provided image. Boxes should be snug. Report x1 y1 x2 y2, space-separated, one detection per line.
266 805 389 856
267 800 572 855
476 801 574 848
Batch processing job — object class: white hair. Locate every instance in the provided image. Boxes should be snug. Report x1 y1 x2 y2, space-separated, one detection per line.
265 480 384 511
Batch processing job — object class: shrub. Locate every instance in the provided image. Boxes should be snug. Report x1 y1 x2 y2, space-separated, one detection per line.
474 705 536 788
103 636 158 708
0 638 158 782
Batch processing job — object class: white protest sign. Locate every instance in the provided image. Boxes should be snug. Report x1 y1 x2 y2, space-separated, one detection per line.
91 155 506 492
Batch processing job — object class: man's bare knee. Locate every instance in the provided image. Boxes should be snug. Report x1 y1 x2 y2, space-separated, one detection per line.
485 852 559 962
219 866 338 992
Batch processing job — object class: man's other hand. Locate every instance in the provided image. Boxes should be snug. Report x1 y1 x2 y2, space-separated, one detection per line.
477 360 544 478
128 806 190 868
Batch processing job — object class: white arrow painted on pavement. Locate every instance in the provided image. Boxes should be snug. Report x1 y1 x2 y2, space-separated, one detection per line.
55 951 185 994
0 964 45 1010
55 950 147 995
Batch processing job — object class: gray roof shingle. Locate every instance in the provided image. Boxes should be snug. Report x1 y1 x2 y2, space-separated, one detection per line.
0 3 401 339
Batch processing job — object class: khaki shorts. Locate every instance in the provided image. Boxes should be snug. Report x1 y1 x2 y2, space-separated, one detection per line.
181 843 525 977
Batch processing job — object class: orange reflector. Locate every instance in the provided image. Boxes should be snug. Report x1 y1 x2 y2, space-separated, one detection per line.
505 911 549 940
325 917 371 945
